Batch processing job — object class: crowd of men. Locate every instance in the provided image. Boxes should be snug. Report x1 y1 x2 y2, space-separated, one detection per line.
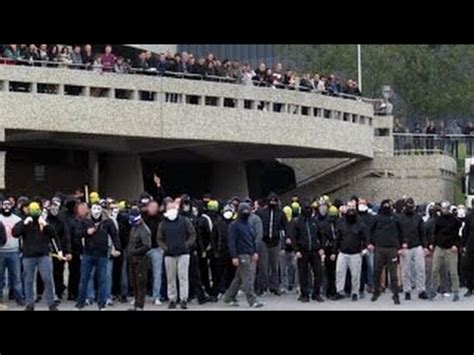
0 174 473 311
0 44 362 97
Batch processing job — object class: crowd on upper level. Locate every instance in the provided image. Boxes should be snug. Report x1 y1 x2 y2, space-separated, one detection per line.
0 44 362 97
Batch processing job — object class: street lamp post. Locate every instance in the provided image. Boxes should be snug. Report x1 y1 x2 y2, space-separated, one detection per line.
357 44 362 92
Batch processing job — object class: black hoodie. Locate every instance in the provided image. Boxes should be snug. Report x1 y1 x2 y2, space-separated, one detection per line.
434 213 461 249
257 192 287 247
370 213 403 248
13 218 59 257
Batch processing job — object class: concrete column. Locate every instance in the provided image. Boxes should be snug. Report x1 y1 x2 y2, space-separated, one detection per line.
57 84 64 95
3 80 9 92
131 90 139 101
101 154 144 201
210 161 248 199
88 151 99 192
30 82 37 94
82 86 90 97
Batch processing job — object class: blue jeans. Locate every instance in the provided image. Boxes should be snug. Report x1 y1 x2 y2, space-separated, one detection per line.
0 251 24 301
77 255 108 307
147 248 163 299
105 258 113 301
87 269 95 301
23 256 54 306
361 251 374 289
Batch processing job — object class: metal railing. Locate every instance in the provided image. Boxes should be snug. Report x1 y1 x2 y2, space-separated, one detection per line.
0 57 373 103
394 133 474 159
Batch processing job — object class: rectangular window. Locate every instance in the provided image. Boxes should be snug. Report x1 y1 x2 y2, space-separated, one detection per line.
34 164 46 181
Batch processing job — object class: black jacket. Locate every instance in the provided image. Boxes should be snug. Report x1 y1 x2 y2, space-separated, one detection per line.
336 218 368 254
398 212 426 248
143 213 161 249
47 214 71 254
209 212 229 258
463 212 474 252
358 212 375 231
434 214 461 249
12 219 59 258
370 214 403 248
319 216 339 253
257 207 287 247
157 215 196 256
228 218 257 258
290 215 324 253
76 216 120 258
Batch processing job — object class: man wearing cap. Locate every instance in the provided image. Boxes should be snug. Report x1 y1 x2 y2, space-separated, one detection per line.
430 201 462 301
13 201 61 311
398 198 428 300
127 208 151 310
223 203 263 308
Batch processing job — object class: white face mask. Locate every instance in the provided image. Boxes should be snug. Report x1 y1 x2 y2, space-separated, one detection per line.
458 208 466 219
91 205 102 219
223 211 233 220
182 204 191 212
165 208 178 221
358 204 368 213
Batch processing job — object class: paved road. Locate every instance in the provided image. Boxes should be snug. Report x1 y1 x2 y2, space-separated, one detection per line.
3 289 473 311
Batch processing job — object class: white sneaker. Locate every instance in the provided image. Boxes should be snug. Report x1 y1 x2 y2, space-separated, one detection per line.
130 299 135 306
0 303 8 310
443 293 451 298
106 299 114 306
153 299 162 306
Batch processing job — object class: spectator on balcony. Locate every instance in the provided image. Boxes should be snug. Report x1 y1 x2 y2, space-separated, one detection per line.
47 45 60 67
38 44 49 65
145 51 157 71
214 60 226 77
299 73 314 92
316 74 327 92
70 45 83 69
18 44 28 61
114 57 130 74
156 53 169 75
253 63 267 87
92 54 102 73
3 44 21 62
343 79 361 96
205 53 215 66
58 46 73 68
133 51 148 70
273 63 284 88
100 45 116 72
220 60 232 78
82 44 94 70
425 120 437 152
230 61 241 81
464 122 474 156
241 63 254 86
264 68 274 87
204 60 216 77
25 44 40 66
283 70 297 90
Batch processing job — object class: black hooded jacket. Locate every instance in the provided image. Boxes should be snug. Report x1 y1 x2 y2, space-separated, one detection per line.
335 216 368 254
47 213 71 254
76 214 121 258
13 218 60 257
370 213 403 248
290 214 324 253
434 213 461 249
257 193 287 247
398 211 426 248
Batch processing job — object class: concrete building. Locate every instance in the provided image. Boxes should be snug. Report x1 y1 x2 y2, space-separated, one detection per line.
0 59 456 203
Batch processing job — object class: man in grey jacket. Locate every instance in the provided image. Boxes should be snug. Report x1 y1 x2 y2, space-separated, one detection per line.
244 198 264 294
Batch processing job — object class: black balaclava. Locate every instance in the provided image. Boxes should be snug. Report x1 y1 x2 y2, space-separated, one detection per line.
180 195 192 217
405 198 415 215
64 197 77 215
345 208 357 224
300 199 312 219
1 200 12 217
238 203 251 220
267 192 279 209
380 199 392 215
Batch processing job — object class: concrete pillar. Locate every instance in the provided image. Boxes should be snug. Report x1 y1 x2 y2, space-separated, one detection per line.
30 82 37 94
210 161 248 199
101 154 144 201
88 151 99 192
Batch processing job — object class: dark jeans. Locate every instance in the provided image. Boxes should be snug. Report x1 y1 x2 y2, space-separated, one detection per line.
209 255 227 296
67 252 82 299
374 247 399 295
0 251 24 302
129 255 148 309
462 252 474 291
297 250 323 298
198 253 212 296
189 250 207 301
324 249 336 298
53 258 66 298
77 255 108 308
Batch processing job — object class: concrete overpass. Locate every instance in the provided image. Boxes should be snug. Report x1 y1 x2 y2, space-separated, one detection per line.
0 64 456 202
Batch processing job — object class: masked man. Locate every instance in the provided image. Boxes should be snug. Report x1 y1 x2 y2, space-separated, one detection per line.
75 203 121 310
13 201 61 311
